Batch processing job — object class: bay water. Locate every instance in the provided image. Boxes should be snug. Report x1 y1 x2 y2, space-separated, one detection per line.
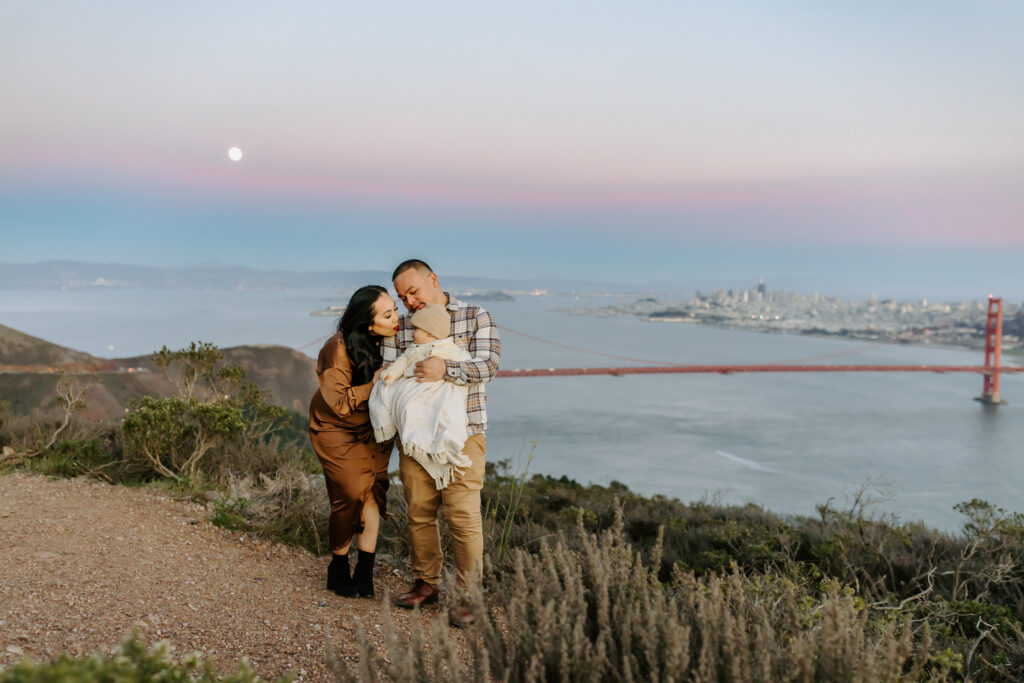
3 288 1021 531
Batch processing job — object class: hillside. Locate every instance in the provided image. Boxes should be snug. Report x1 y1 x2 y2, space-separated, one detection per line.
0 324 317 419
0 323 100 368
117 345 319 414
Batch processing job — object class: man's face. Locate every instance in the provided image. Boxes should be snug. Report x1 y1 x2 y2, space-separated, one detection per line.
394 268 444 312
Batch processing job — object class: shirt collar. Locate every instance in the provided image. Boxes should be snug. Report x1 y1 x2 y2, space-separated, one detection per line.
443 291 463 311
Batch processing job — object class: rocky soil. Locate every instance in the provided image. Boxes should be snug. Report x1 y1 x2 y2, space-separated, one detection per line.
0 472 464 681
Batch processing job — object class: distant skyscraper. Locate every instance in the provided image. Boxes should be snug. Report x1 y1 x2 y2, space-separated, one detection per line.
757 276 766 295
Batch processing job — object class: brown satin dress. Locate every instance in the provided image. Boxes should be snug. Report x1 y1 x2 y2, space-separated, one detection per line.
308 333 392 551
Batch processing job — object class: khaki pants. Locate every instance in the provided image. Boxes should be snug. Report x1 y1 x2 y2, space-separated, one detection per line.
399 433 486 588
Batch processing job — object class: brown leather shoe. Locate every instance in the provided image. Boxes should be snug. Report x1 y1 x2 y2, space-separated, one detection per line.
448 604 475 628
395 579 439 608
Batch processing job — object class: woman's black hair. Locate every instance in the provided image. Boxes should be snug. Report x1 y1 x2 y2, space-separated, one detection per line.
339 285 389 385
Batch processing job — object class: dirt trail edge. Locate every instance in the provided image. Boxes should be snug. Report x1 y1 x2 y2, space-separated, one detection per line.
0 472 463 681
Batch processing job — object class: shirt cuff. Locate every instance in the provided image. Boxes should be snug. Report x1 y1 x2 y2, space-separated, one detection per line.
444 359 465 385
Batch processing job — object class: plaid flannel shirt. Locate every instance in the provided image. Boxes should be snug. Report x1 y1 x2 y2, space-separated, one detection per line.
380 293 501 435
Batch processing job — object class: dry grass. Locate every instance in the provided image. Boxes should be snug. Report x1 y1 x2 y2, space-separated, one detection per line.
226 463 330 554
332 511 958 682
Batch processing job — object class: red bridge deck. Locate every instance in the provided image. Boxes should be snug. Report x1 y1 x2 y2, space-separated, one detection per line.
497 365 1024 378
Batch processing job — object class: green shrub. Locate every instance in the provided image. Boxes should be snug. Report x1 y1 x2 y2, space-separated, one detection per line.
0 399 10 443
122 395 247 482
0 632 278 682
22 437 116 478
210 493 251 530
119 342 303 486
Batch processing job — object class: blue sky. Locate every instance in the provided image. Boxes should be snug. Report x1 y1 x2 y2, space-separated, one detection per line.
2 2 1022 297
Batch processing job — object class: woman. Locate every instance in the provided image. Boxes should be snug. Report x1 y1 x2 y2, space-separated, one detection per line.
309 285 399 598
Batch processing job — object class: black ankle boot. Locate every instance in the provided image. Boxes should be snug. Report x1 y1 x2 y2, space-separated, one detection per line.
353 551 376 598
327 553 357 597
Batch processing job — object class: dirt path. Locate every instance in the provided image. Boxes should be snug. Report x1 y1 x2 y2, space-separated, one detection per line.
0 472 460 681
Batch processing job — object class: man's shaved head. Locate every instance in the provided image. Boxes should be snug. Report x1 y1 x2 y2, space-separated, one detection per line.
392 259 433 282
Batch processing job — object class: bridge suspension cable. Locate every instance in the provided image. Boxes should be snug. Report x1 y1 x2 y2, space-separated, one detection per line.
294 296 1018 403
498 324 887 366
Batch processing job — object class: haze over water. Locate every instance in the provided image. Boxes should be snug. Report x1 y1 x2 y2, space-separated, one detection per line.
4 288 1021 532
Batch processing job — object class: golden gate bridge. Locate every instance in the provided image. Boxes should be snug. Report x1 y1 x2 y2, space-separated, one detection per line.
294 295 1018 405
7 299 1015 405
493 294 1015 403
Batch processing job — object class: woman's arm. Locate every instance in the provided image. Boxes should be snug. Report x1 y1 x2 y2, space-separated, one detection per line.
318 342 375 417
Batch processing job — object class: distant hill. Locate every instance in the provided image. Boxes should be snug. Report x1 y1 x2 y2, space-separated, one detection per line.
0 260 620 293
0 324 316 419
0 323 100 367
117 345 318 414
0 261 393 291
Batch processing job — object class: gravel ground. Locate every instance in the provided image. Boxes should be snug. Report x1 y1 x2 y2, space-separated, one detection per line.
0 472 467 681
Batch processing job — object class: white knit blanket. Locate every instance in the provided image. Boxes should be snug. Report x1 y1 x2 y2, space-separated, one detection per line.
369 339 472 490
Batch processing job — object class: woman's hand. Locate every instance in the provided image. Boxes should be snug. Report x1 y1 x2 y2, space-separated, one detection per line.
372 367 383 384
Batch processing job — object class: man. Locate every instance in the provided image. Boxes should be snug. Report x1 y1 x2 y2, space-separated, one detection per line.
381 259 501 626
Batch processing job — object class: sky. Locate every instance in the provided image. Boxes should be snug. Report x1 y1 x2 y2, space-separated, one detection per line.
2 1 1023 298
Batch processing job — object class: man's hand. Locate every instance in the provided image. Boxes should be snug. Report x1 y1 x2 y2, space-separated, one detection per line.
414 356 446 383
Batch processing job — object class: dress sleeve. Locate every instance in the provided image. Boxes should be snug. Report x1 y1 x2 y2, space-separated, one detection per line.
318 341 374 417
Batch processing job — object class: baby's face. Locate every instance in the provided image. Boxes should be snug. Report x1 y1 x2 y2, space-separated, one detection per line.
412 327 437 345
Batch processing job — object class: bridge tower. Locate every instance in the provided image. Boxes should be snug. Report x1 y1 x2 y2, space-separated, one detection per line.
976 296 1007 405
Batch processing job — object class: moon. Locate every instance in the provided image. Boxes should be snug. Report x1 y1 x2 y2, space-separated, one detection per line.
227 147 243 162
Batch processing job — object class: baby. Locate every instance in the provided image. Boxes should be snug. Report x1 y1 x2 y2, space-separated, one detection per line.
369 303 473 489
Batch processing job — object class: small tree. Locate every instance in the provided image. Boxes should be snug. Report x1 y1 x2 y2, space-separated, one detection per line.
0 372 91 465
151 341 223 400
122 342 287 483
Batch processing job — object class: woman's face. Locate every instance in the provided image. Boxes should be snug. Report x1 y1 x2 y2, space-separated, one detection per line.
368 293 400 338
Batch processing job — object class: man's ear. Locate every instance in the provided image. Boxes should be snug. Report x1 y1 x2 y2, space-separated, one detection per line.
429 272 439 289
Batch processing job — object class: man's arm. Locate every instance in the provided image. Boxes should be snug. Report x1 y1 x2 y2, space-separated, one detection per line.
387 344 435 383
443 308 501 386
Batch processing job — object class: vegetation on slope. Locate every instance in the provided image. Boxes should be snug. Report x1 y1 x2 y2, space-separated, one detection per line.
3 341 1024 680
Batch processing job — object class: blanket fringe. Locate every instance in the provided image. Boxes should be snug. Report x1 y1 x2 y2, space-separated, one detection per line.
374 424 396 443
405 442 472 490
